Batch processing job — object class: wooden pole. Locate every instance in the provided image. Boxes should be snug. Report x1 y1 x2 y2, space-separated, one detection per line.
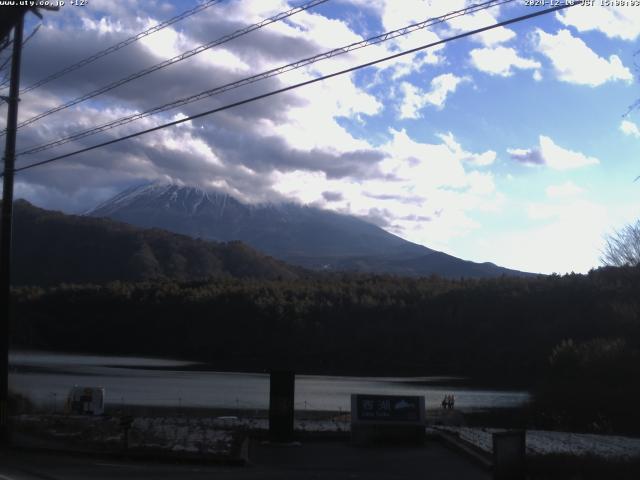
0 10 24 446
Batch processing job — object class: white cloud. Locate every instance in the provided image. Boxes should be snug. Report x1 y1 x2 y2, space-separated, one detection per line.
447 9 516 47
465 170 497 195
557 5 640 41
269 73 382 153
477 27 516 47
138 18 191 59
376 0 462 31
511 200 608 273
335 1 447 80
386 28 445 80
420 0 516 47
509 136 599 170
437 132 496 167
478 199 640 274
352 0 506 79
80 17 123 34
358 0 517 78
379 129 468 188
423 74 468 109
620 120 640 138
12 0 396 204
398 83 423 119
16 0 632 276
545 181 584 198
469 46 541 77
534 29 633 87
539 136 599 170
399 73 468 119
272 129 504 251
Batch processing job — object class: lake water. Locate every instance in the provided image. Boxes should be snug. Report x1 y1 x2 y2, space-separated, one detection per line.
9 351 529 412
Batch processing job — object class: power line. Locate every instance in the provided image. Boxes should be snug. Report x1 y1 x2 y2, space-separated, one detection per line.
0 23 41 89
0 35 12 57
17 0 515 157
9 2 578 176
19 22 40 48
0 61 9 87
3 0 224 94
3 0 330 135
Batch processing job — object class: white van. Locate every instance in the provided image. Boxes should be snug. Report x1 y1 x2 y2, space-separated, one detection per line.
65 386 105 415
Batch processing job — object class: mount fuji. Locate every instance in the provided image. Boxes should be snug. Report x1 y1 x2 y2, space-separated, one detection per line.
87 183 534 278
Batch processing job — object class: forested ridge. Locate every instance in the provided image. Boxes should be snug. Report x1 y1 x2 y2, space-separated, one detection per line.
12 266 640 384
9 200 640 432
9 200 304 284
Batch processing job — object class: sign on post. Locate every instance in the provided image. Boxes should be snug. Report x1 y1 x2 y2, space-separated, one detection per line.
351 394 425 445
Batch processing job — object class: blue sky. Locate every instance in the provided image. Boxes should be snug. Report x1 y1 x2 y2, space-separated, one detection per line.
3 0 640 274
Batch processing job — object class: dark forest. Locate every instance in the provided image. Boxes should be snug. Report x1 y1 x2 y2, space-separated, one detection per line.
11 264 640 432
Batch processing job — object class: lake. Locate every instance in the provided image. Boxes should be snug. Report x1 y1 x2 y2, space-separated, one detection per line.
9 351 529 412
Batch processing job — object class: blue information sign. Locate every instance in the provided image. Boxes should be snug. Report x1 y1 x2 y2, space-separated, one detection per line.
353 394 423 423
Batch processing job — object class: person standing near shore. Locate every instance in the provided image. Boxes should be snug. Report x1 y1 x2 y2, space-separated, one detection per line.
441 394 456 409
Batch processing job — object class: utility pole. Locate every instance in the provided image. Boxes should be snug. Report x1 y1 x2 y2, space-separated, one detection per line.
0 10 25 447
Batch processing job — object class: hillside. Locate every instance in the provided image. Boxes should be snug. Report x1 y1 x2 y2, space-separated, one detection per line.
9 200 302 285
88 183 534 278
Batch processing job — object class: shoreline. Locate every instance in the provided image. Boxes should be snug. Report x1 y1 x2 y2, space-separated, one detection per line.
9 349 531 390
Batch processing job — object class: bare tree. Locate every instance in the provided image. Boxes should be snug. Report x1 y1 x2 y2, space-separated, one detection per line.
601 219 640 267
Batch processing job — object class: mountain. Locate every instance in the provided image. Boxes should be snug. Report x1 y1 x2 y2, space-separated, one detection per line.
88 183 430 259
88 183 534 278
10 200 302 286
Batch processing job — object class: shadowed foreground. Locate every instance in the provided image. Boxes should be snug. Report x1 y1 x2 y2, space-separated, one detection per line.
1 439 490 480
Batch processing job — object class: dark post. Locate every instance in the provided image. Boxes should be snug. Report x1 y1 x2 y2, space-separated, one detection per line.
492 430 526 480
0 11 25 447
120 415 133 452
268 371 295 443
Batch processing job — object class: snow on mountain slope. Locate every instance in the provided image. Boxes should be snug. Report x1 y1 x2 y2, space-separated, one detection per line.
88 183 534 278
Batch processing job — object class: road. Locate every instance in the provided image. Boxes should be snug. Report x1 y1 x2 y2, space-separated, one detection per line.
0 439 490 480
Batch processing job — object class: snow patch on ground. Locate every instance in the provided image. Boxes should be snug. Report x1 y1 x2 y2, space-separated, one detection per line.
437 427 640 460
13 414 349 457
130 415 350 433
204 416 350 432
14 414 236 456
130 417 234 455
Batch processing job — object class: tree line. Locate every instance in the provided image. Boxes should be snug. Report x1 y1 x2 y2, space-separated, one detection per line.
10 266 638 379
11 265 640 431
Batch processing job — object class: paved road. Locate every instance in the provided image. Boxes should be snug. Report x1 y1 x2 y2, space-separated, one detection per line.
0 439 490 480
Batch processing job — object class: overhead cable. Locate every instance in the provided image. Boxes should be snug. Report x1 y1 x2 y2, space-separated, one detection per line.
9 2 578 175
3 0 329 134
0 23 41 88
9 0 224 94
17 0 513 156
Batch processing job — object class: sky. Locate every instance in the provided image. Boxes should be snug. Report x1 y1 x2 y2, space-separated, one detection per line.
1 0 639 274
